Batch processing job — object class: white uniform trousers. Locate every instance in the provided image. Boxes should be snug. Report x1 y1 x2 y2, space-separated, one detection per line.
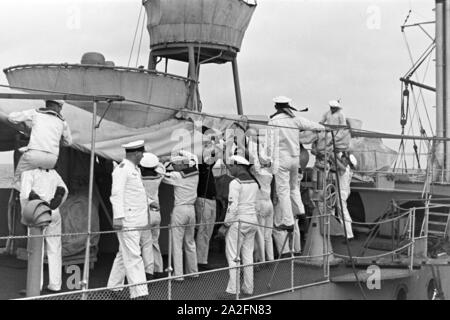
171 205 198 278
272 202 301 255
340 191 354 239
34 211 62 291
107 229 148 298
273 154 305 227
225 217 258 295
140 209 163 274
14 149 58 191
254 200 274 262
195 197 217 264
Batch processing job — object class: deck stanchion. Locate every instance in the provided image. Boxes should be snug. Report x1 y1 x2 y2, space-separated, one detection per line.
323 131 329 278
235 220 242 300
81 100 97 300
167 224 173 300
410 209 416 271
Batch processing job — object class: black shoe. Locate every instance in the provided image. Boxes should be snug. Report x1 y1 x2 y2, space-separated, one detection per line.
275 224 294 232
145 273 154 281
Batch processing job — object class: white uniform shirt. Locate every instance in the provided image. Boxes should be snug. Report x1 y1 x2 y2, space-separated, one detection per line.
268 113 324 157
321 109 346 126
142 164 165 205
225 178 259 225
163 170 199 206
20 168 68 211
339 165 353 197
110 159 148 228
255 169 272 201
8 109 72 156
248 139 273 201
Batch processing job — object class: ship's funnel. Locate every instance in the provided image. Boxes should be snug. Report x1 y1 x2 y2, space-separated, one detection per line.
143 0 256 63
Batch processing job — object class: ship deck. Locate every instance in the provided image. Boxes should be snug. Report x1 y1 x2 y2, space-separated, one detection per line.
1 232 430 300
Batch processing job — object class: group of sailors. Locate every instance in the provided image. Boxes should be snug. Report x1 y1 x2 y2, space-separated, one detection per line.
8 96 357 299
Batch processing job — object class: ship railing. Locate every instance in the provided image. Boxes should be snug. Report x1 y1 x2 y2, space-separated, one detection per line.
334 206 419 270
4 219 332 300
335 203 450 268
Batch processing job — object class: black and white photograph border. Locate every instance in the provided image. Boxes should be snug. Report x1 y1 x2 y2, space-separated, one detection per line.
0 0 448 304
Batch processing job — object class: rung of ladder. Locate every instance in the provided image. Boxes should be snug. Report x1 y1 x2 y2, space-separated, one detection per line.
429 212 450 217
429 221 448 226
429 230 446 235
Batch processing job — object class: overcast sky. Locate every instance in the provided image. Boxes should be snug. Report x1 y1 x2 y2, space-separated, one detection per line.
0 0 436 163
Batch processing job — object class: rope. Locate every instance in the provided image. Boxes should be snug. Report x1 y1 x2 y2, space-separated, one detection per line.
127 6 143 67
135 11 146 68
334 242 413 260
2 82 449 143
331 131 367 299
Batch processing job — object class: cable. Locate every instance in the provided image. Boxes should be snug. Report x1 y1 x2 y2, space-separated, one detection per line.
330 131 367 300
135 11 146 68
2 82 450 143
127 6 143 67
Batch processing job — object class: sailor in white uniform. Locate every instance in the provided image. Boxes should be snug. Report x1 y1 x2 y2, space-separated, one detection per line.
247 130 274 263
8 100 72 190
20 168 68 293
337 153 357 240
162 150 199 281
107 140 148 299
139 152 166 279
224 155 259 296
320 100 346 126
268 96 324 233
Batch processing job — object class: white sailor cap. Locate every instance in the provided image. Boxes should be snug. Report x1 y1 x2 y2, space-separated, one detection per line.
140 152 159 168
273 96 292 104
329 100 341 108
121 140 145 152
228 155 250 166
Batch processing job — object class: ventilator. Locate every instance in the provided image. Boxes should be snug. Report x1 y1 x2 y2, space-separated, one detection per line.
21 200 52 228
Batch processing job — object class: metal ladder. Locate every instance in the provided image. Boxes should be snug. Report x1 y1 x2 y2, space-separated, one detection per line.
427 206 450 238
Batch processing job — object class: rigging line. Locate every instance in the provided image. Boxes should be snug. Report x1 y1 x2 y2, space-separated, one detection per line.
135 10 146 68
127 6 143 68
418 51 435 135
402 31 434 136
402 9 412 27
408 45 434 136
1 82 447 142
330 131 367 300
402 36 435 79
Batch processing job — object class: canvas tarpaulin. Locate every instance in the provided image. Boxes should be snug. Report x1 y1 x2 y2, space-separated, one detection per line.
0 87 203 258
0 88 203 160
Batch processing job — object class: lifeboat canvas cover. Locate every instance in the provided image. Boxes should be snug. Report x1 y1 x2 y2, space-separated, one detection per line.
4 64 193 128
0 88 202 161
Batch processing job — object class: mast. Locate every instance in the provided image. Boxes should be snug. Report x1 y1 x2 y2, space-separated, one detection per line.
435 0 450 181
